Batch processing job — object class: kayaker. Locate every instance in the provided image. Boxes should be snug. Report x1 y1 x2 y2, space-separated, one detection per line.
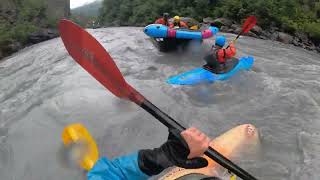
204 36 237 72
169 16 188 29
87 127 222 180
155 13 170 26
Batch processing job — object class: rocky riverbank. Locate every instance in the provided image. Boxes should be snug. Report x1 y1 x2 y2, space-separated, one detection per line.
204 17 320 53
0 28 59 60
2 16 319 61
0 0 68 60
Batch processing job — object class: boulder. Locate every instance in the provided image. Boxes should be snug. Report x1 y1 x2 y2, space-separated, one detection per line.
306 45 315 51
316 46 320 53
251 25 263 35
292 37 300 46
295 31 309 43
230 24 240 30
271 32 279 41
199 23 210 30
111 20 120 26
210 18 233 28
234 27 242 34
246 32 259 38
259 36 268 40
305 43 316 51
278 32 293 44
28 28 59 44
203 17 215 24
261 31 272 38
270 26 279 33
227 28 235 33
220 26 229 32
259 31 272 40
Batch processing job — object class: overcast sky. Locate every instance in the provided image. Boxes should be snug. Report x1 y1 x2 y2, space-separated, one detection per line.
70 0 97 9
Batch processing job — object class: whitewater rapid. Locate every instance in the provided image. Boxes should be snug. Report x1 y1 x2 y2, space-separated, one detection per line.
0 27 320 180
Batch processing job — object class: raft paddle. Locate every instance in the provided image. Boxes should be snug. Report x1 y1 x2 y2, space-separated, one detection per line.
59 19 258 180
227 16 257 48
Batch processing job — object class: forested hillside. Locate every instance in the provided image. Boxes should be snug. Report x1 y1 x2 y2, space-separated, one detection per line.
72 0 102 17
71 0 102 28
0 0 69 59
99 0 320 44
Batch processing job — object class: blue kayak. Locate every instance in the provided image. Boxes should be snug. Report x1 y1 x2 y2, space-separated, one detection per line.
166 56 254 85
144 24 219 40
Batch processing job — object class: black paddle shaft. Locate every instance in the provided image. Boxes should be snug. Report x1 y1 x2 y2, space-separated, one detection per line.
226 31 243 49
139 99 258 180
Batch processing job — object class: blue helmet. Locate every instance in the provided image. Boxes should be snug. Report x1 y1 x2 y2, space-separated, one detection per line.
215 36 226 47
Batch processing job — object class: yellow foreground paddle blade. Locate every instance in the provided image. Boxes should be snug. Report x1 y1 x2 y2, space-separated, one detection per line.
62 123 99 171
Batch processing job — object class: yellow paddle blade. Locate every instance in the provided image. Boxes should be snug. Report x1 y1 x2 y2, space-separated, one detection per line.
62 123 99 171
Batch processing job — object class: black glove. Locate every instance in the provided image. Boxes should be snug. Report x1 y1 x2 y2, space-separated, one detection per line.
138 129 208 176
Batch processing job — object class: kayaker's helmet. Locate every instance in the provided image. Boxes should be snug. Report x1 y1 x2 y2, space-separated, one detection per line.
215 36 226 47
174 16 180 23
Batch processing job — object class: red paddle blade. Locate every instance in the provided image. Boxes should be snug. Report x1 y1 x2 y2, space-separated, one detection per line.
59 19 144 104
242 16 257 33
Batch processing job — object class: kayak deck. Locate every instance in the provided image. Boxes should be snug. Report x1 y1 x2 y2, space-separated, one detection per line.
203 57 239 74
62 123 259 179
166 56 254 85
159 124 259 180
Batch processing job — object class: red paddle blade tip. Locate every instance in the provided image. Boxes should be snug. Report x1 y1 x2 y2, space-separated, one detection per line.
242 16 257 33
58 19 144 104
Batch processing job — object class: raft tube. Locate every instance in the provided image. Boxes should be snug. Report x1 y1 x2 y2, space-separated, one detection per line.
144 24 219 40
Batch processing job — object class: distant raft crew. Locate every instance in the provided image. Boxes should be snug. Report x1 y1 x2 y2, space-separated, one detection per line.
155 13 188 29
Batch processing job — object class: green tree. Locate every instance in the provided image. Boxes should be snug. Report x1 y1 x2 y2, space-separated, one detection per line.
98 0 320 45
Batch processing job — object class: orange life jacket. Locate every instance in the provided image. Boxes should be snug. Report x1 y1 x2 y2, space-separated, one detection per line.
215 43 236 63
155 18 169 26
169 21 188 28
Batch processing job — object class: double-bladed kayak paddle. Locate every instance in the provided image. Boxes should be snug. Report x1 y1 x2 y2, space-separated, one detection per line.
59 19 258 180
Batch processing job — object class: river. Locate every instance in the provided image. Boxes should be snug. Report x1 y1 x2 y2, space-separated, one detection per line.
0 27 320 180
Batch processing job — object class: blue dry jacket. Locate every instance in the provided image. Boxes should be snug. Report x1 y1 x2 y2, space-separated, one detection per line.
87 152 149 180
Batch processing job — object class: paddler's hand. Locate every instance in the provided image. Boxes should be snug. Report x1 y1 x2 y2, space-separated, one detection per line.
181 127 210 159
138 128 210 176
